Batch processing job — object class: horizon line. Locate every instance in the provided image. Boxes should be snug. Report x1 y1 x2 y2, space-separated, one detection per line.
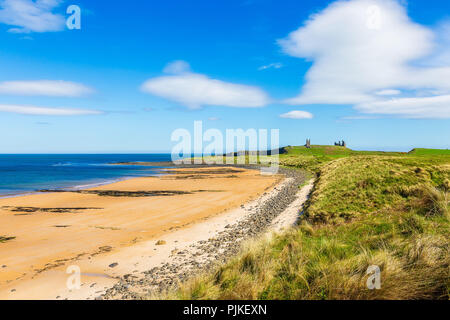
0 146 449 155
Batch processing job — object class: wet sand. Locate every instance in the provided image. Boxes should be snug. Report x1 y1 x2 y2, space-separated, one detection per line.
0 167 281 300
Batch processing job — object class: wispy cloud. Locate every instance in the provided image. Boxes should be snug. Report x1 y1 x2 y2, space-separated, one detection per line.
141 61 271 109
258 62 283 71
0 0 65 33
280 110 313 119
375 89 401 96
356 95 450 119
0 104 102 116
340 115 381 120
162 60 191 74
0 80 94 97
278 0 450 119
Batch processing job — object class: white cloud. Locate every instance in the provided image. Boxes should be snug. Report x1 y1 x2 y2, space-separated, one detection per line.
278 0 450 119
0 104 102 116
258 63 283 71
0 80 94 97
356 95 450 119
208 117 220 121
341 115 381 120
163 60 191 74
280 110 313 119
423 21 450 67
141 61 271 109
0 0 65 33
375 89 401 96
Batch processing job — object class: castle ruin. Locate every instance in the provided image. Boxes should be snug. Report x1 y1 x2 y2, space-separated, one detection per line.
335 140 346 147
304 139 347 148
305 139 311 148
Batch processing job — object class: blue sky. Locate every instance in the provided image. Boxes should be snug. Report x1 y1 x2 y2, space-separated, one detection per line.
0 0 449 153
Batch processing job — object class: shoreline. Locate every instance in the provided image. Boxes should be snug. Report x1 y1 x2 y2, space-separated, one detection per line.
0 178 131 200
0 165 173 200
0 165 284 300
101 167 308 300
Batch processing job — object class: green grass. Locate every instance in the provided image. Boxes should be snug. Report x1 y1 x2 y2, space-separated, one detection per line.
409 148 450 156
283 145 405 157
304 155 450 223
158 147 450 300
282 145 354 156
279 145 407 174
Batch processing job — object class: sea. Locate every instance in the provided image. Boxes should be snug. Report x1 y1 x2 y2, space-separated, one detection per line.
0 154 174 197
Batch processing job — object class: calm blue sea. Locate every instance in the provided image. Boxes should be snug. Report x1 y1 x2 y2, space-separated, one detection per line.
0 154 173 197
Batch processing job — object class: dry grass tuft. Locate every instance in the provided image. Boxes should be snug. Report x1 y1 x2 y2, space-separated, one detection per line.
410 185 449 218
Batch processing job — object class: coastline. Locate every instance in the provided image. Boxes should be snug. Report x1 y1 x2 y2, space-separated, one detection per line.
0 166 284 300
0 154 174 200
0 164 172 200
0 177 135 200
103 169 309 300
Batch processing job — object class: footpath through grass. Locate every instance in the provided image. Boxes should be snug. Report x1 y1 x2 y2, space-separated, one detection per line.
161 146 450 300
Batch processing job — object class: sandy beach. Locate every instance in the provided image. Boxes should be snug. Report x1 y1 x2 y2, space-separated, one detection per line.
0 166 283 300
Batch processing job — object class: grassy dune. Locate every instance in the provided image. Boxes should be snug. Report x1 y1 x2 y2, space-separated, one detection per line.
162 146 449 300
409 148 450 156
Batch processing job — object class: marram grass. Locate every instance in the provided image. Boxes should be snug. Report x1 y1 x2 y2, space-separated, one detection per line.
156 149 450 300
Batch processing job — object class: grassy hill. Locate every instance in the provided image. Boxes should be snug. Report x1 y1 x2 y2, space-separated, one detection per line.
283 145 450 156
160 146 449 300
282 145 354 156
409 148 450 156
283 145 407 157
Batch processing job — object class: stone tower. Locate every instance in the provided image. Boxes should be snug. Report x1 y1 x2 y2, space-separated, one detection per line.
305 139 311 148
